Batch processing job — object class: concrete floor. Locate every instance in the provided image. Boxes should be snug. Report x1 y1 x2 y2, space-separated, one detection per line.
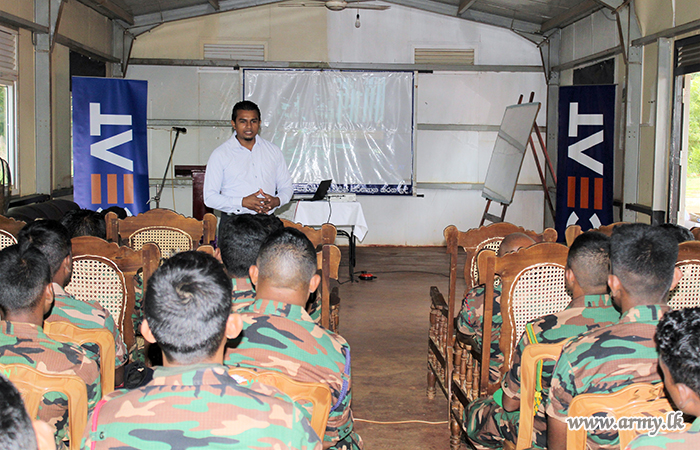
336 246 466 450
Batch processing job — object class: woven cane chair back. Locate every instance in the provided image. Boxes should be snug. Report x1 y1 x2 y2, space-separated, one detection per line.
568 383 687 450
0 229 16 248
44 321 116 396
281 219 337 248
0 363 88 450
65 236 160 350
668 241 700 309
105 208 217 258
229 367 332 440
0 215 25 249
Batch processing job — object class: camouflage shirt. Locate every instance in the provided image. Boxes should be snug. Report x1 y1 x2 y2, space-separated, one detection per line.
46 283 128 368
82 363 321 450
499 293 620 448
457 283 504 384
225 299 361 450
231 276 256 312
547 304 668 450
0 320 101 448
625 416 700 450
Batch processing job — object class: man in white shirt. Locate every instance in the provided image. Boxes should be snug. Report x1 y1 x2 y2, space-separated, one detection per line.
204 101 293 229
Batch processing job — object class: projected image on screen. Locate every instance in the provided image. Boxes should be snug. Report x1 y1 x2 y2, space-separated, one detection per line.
244 69 414 195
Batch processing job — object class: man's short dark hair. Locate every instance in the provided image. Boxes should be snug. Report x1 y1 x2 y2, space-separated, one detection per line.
144 251 232 364
656 307 700 395
60 209 106 239
0 374 38 450
567 232 610 289
231 100 261 122
0 244 51 314
219 214 283 278
658 223 694 244
257 228 317 291
17 220 71 277
610 223 678 299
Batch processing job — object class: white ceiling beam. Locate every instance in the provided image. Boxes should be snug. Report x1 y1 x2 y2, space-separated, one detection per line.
457 0 477 16
129 0 283 29
208 0 221 11
541 0 601 32
74 0 134 25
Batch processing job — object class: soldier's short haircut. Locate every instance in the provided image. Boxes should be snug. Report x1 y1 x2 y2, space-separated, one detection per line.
231 100 261 122
610 223 678 299
218 214 283 278
256 228 317 291
658 223 694 244
656 307 700 395
17 220 72 277
567 232 610 289
0 374 38 450
60 209 106 239
0 244 51 313
144 251 232 364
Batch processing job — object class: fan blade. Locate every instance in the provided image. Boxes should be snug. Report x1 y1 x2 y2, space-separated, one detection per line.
353 4 390 9
278 2 327 6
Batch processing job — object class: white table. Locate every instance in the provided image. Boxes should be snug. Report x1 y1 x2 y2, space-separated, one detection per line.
294 201 368 281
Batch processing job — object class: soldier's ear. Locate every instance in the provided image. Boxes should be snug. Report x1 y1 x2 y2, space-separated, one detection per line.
225 313 243 340
670 267 683 292
309 273 321 294
41 284 54 315
214 247 222 263
141 319 157 344
565 267 576 288
249 265 259 285
676 383 700 416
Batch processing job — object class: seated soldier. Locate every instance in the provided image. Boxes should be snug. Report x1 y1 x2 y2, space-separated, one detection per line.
0 244 100 449
18 220 128 387
0 374 57 450
547 224 682 450
457 232 536 383
465 232 620 449
225 228 362 449
216 213 283 310
59 209 107 239
658 222 694 244
83 251 321 450
625 307 700 449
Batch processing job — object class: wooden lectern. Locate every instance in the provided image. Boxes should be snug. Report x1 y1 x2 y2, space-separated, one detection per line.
174 165 213 220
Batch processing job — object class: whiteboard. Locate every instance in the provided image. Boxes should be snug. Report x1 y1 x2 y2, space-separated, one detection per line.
482 102 541 205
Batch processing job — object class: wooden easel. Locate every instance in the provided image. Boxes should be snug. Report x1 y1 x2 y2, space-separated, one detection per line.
479 92 557 226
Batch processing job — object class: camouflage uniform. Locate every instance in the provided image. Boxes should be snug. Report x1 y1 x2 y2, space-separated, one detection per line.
46 283 128 369
466 294 620 449
625 417 700 450
547 304 668 450
225 299 362 450
456 283 504 384
0 320 101 449
231 276 256 312
81 363 322 450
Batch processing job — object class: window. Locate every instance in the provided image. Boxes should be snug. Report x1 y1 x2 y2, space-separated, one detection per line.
0 26 17 188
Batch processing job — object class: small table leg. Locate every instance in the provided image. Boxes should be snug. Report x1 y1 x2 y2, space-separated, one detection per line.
349 227 356 282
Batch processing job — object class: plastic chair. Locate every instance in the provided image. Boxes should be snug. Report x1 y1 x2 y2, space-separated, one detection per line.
105 208 217 258
228 367 332 440
44 321 115 395
0 363 88 450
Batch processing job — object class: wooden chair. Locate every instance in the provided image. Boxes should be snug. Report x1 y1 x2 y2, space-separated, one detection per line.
0 363 88 450
44 321 116 396
105 208 217 258
564 221 629 246
515 341 568 450
281 218 337 247
0 214 25 249
427 223 557 401
450 242 571 450
567 383 686 449
316 244 341 331
65 236 160 351
228 367 332 440
668 240 700 309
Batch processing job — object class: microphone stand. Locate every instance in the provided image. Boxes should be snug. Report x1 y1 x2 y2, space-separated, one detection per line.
149 128 183 209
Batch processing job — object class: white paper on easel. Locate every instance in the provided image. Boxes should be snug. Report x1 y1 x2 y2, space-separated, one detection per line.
482 102 542 206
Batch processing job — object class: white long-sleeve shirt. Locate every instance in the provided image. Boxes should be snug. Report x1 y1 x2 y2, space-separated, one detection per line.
203 134 293 214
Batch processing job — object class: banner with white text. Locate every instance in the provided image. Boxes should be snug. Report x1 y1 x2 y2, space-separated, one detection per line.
72 77 149 215
555 85 615 238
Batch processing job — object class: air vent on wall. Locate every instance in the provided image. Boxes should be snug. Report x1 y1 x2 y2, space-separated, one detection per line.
0 26 17 81
414 48 475 66
203 43 266 61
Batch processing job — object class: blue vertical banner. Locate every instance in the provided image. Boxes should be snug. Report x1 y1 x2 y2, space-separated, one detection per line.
72 77 149 215
555 85 615 238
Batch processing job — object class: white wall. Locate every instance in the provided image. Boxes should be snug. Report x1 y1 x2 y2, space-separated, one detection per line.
128 5 547 245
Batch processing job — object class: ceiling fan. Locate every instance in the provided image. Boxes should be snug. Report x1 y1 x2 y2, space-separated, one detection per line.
279 0 390 11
